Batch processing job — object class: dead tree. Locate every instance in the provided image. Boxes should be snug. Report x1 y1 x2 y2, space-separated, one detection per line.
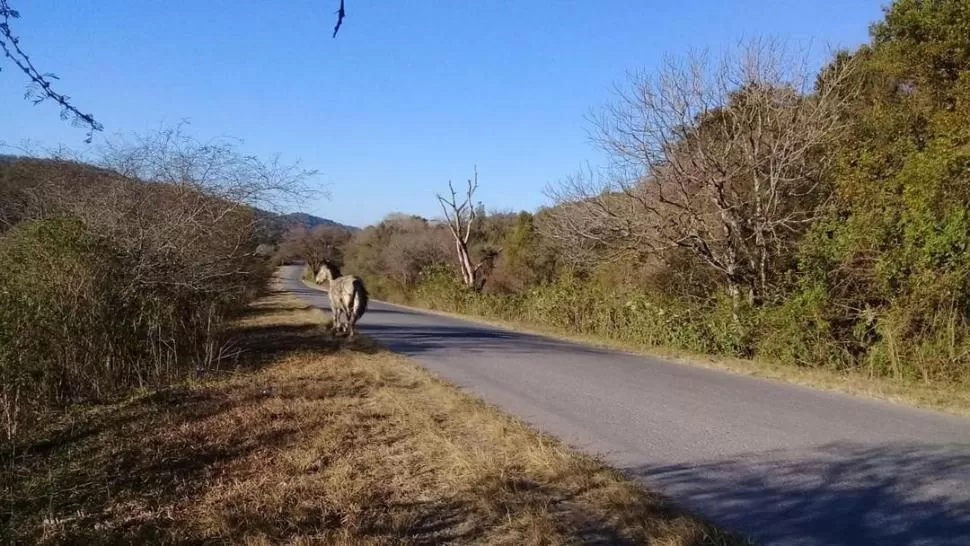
278 224 350 273
436 167 493 291
545 38 857 317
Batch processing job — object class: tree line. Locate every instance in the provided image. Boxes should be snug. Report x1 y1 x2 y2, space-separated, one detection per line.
327 0 970 388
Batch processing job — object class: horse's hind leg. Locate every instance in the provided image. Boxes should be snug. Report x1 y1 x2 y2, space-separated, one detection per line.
339 308 352 336
332 308 345 334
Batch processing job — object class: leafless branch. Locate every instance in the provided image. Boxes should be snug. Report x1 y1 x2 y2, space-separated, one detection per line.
436 166 491 290
0 1 102 142
332 0 346 38
547 37 858 311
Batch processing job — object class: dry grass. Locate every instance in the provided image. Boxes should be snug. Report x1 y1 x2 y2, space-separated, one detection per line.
2 274 744 545
335 283 970 418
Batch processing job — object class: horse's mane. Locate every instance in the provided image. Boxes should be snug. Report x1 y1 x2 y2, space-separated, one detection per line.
319 261 342 279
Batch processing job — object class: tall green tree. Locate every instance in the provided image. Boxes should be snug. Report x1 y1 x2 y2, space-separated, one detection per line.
800 0 970 380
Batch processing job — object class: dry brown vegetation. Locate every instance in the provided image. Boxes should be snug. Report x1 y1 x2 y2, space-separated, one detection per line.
2 272 743 545
0 126 316 440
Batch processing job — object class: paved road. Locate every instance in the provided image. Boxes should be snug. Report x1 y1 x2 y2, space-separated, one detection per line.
281 266 970 545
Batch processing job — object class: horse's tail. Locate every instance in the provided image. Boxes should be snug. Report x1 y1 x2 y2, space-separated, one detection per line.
349 277 368 324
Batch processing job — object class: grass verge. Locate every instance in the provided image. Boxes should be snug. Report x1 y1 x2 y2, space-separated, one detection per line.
300 278 970 418
2 271 744 545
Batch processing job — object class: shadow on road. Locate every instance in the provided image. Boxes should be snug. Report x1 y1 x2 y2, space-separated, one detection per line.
362 323 611 358
626 441 970 545
289 285 429 316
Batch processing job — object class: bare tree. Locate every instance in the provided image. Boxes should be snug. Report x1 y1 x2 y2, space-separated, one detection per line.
545 38 856 315
383 219 452 288
436 167 496 290
278 224 351 273
343 214 453 290
62 124 318 299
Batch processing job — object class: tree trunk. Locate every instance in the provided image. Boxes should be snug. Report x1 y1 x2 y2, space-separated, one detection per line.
437 172 483 291
726 280 741 323
754 226 767 306
455 239 474 288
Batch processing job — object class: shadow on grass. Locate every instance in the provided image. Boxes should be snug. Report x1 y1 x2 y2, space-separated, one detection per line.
231 322 340 370
0 294 348 543
228 289 389 369
2 386 296 543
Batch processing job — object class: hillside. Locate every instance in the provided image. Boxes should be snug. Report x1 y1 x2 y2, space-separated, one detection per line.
253 210 358 244
277 211 358 232
0 155 353 242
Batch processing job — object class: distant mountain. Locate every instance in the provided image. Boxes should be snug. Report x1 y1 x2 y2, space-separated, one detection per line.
273 212 358 232
1 154 357 243
251 209 358 245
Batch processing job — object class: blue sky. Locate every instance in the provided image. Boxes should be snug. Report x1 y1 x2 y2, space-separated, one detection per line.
3 0 886 227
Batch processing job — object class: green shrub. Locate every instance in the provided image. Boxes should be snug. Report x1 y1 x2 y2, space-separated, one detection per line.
0 219 124 418
401 265 756 359
755 284 848 369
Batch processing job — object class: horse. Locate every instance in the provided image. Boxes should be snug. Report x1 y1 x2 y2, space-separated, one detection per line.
315 262 368 338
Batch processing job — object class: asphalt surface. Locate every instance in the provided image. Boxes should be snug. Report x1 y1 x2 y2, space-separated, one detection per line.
281 266 970 545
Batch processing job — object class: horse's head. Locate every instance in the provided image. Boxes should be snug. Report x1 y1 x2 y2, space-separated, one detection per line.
315 261 341 284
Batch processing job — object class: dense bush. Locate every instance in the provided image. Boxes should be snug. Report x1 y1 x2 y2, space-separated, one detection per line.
0 129 305 440
0 217 257 436
763 0 970 383
1 218 124 429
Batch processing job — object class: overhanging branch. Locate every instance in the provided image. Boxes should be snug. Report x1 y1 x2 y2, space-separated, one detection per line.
0 0 102 142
